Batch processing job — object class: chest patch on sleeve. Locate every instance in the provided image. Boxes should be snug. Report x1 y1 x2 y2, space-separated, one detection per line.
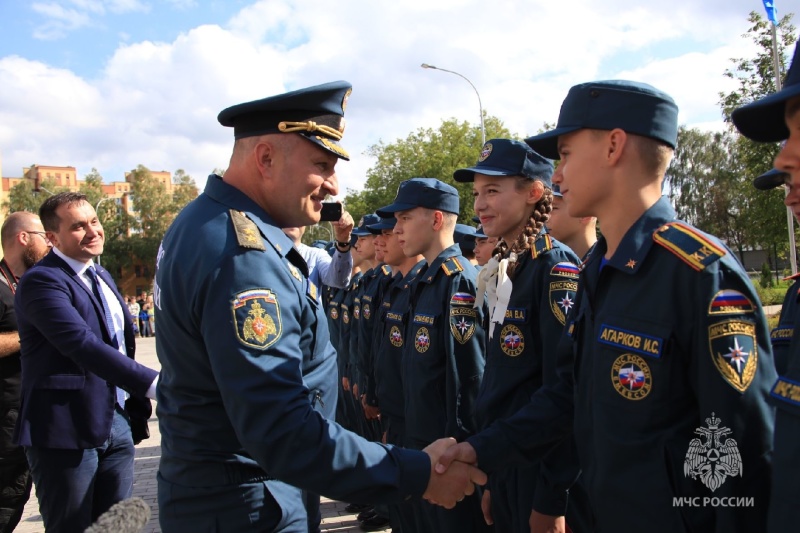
708 319 758 393
232 289 281 349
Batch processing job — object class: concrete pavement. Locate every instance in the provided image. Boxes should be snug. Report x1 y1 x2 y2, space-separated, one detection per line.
13 337 388 533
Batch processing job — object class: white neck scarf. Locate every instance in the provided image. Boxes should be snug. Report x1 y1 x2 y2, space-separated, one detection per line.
475 253 515 340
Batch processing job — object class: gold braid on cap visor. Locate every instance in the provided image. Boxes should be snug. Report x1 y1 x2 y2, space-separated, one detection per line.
278 120 344 140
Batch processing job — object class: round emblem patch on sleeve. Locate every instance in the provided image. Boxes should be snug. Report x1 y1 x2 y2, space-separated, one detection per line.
232 289 282 350
708 319 758 392
611 354 652 400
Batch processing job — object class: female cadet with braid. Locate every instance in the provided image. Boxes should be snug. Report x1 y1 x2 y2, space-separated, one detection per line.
454 139 588 533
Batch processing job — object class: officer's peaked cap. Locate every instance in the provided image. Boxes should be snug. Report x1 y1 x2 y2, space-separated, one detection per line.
218 80 352 160
524 80 679 160
454 139 554 188
733 42 800 142
376 178 460 216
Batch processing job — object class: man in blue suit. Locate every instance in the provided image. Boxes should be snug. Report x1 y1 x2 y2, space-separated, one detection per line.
13 192 159 533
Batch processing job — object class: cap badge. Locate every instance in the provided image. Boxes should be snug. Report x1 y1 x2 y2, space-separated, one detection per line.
479 143 493 162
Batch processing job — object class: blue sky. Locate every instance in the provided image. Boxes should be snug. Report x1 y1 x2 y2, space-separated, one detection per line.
0 0 789 194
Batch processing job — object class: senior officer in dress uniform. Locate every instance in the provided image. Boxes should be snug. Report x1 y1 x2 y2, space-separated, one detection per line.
377 178 490 533
436 80 777 532
153 81 486 533
732 41 800 533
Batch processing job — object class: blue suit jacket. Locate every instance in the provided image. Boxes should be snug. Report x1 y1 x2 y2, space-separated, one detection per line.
13 250 158 449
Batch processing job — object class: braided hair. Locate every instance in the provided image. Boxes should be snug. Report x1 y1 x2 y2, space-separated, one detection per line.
490 177 553 280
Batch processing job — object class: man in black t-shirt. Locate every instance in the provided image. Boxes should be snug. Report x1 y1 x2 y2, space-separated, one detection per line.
0 211 51 532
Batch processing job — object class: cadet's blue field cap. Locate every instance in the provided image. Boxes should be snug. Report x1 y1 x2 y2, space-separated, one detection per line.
753 168 789 191
352 214 381 236
733 43 800 143
376 178 460 216
525 80 679 160
218 80 352 160
454 224 477 254
453 139 554 188
367 216 397 234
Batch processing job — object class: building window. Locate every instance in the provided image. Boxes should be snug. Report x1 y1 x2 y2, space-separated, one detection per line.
135 265 142 278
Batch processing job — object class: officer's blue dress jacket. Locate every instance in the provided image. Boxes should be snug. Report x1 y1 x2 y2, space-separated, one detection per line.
13 251 157 449
767 276 800 532
155 175 430 504
403 245 486 447
468 197 776 533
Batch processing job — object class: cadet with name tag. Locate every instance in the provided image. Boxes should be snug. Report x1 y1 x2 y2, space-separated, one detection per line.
455 138 585 533
732 41 800 533
154 81 486 532
378 178 490 533
437 79 777 533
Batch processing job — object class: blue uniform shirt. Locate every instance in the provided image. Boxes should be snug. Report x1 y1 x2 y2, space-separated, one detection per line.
468 197 777 533
155 175 430 510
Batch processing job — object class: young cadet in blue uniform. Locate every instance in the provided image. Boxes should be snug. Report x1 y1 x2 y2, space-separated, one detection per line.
732 41 800 532
367 216 426 533
436 80 777 533
377 178 490 533
153 81 487 532
454 139 583 533
454 223 478 264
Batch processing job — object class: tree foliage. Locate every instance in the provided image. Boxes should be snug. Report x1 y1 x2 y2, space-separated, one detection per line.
344 114 512 224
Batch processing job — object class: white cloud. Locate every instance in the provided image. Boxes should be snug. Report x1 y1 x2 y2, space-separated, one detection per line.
0 0 782 198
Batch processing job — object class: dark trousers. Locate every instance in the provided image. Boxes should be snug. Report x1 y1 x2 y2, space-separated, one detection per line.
0 444 31 533
25 406 135 533
159 475 306 532
382 417 415 533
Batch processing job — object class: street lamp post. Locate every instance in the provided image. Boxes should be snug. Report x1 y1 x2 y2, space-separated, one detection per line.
421 63 485 146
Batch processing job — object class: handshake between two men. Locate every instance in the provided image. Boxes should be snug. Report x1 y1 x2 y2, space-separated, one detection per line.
421 438 483 508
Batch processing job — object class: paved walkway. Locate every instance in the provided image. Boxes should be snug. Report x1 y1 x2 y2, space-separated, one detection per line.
14 337 388 532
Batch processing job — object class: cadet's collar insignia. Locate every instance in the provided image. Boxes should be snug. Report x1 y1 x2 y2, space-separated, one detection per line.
625 259 637 269
771 376 800 407
427 276 433 282
708 290 754 316
653 222 725 271
414 327 431 353
550 268 579 325
389 325 403 347
232 289 281 349
709 319 758 392
598 324 663 358
771 327 793 344
611 353 652 400
229 210 266 251
289 265 302 282
479 142 493 162
500 324 524 357
308 281 318 301
551 262 580 279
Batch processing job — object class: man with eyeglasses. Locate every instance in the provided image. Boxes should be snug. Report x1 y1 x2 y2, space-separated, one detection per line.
0 211 51 532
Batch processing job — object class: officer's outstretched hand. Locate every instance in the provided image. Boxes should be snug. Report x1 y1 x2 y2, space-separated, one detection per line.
434 440 478 475
422 438 486 509
332 208 354 243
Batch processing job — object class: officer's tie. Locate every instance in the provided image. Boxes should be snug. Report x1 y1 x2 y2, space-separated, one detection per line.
86 266 127 407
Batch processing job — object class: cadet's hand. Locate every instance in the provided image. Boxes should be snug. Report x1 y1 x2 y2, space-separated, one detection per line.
342 377 351 392
332 209 354 243
481 489 493 525
352 383 359 399
434 441 478 474
529 510 565 533
363 402 381 421
423 438 487 509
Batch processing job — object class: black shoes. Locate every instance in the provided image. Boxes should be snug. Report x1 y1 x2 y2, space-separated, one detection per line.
345 503 371 513
359 513 391 532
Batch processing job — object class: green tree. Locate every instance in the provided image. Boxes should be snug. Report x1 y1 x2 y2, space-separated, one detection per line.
172 169 199 211
718 10 797 273
127 165 177 276
344 114 512 223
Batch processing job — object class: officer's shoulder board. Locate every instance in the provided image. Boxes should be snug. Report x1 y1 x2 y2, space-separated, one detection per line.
530 234 553 260
229 210 266 251
652 222 725 271
441 257 465 276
